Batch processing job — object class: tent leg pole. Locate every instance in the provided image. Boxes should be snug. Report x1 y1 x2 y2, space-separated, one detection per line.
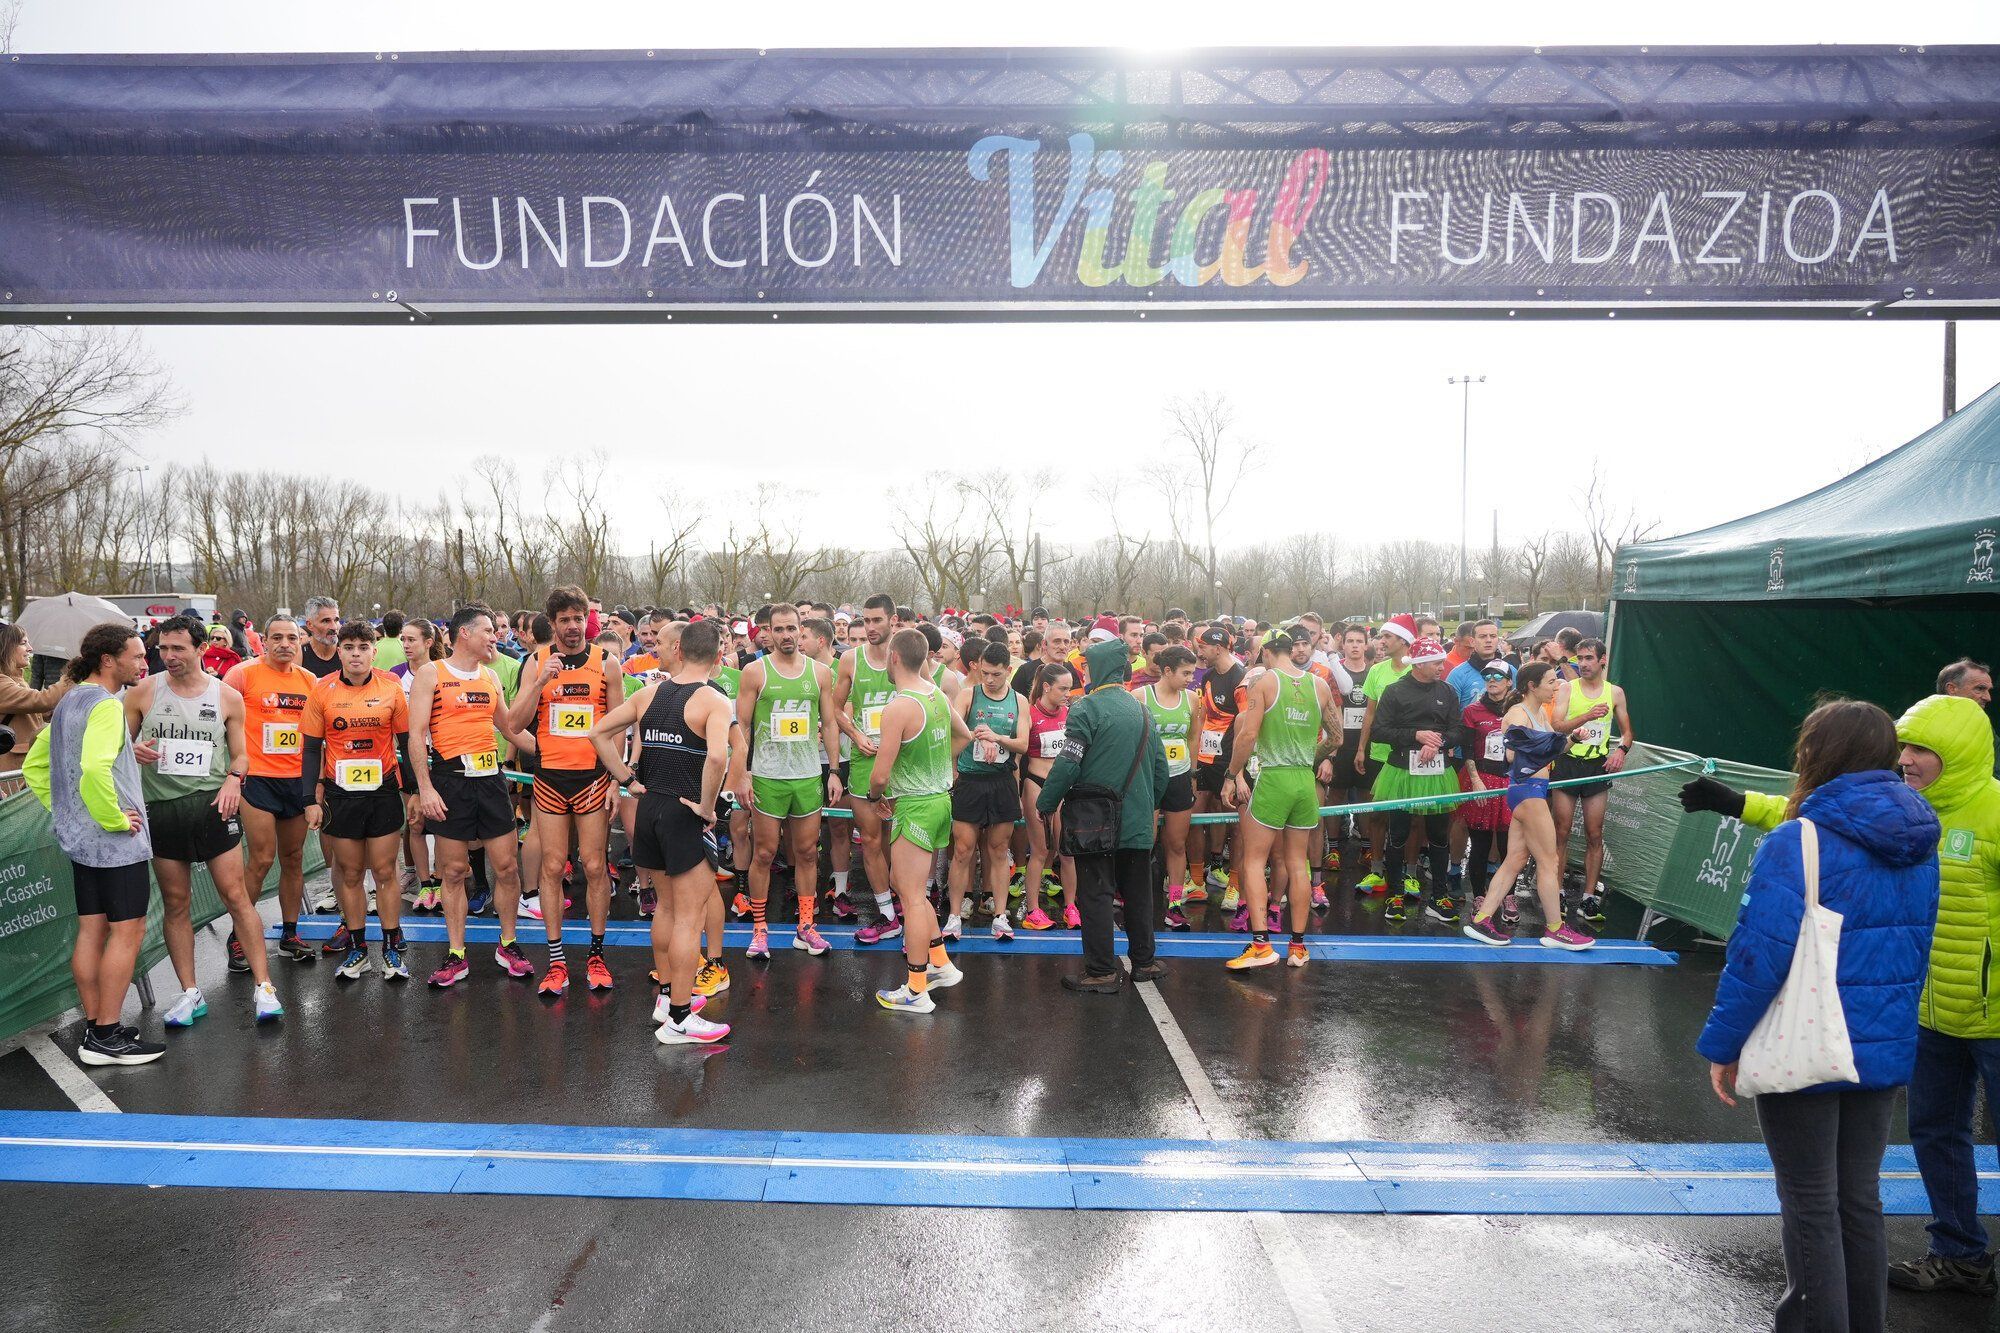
1635 908 1659 942
133 974 156 1010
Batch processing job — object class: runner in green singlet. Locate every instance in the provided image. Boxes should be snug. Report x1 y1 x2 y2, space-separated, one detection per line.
836 594 902 941
867 628 976 1014
947 639 1028 942
1224 631 1338 970
1139 645 1199 929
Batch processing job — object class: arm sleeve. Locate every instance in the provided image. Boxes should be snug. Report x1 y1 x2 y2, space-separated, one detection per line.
1740 790 1789 832
21 726 52 810
78 698 134 832
1694 824 1805 1065
300 735 324 791
1035 702 1090 815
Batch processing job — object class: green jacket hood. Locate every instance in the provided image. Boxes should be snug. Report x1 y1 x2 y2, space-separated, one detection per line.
1897 694 1996 813
1084 637 1130 688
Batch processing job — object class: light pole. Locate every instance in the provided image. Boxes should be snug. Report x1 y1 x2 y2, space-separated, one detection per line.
1448 375 1485 618
130 464 152 589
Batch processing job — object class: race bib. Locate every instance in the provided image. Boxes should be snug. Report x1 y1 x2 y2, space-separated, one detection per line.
335 758 383 792
460 749 499 777
1163 738 1190 768
1198 729 1223 759
1342 705 1367 732
1484 732 1507 763
262 722 301 755
1038 728 1066 759
550 703 594 737
973 738 1002 766
156 738 213 777
770 707 813 742
1409 749 1446 777
1577 718 1609 748
860 705 884 738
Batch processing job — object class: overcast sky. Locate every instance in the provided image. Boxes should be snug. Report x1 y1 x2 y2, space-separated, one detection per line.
15 1 2000 556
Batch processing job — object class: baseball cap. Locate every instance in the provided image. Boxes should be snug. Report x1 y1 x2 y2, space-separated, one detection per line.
1197 626 1232 647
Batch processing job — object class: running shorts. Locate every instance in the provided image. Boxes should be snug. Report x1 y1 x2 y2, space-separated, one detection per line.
72 860 151 922
1507 777 1551 810
1159 769 1196 815
533 768 614 817
890 791 952 853
1551 753 1612 799
242 773 310 821
321 783 407 841
951 770 1021 828
427 763 516 844
1194 761 1230 797
146 790 241 864
632 791 717 876
1249 765 1320 830
752 774 823 820
1360 756 1385 788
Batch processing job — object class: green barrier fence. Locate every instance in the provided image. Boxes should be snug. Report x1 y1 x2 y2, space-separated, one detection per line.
0 788 325 1040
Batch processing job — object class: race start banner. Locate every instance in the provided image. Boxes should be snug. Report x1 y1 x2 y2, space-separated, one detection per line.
1 48 1998 318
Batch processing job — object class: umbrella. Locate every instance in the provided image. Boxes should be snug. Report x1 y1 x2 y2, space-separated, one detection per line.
1505 609 1605 648
17 591 133 659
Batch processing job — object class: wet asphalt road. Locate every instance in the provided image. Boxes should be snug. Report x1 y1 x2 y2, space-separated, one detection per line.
0 862 1991 1332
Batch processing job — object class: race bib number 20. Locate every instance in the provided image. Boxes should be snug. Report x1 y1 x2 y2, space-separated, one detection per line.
262 723 301 755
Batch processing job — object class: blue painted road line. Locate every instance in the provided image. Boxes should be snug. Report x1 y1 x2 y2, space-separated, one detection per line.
0 1111 1989 1214
279 917 1675 966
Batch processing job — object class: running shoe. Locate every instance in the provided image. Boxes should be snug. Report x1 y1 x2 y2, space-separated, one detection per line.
746 927 771 960
830 892 858 920
523 894 573 922
1183 882 1209 904
980 894 997 916
467 887 494 917
1463 915 1510 946
1008 867 1026 899
731 891 752 919
586 955 614 991
1165 886 1186 910
1286 942 1309 968
1500 892 1521 929
77 1028 165 1066
226 932 250 973
382 945 409 981
311 885 339 915
1310 884 1329 909
1043 876 1063 901
925 961 964 990
1063 904 1081 930
335 947 373 980
277 933 316 964
1446 863 1464 894
1266 906 1282 932
1220 886 1241 912
494 941 535 978
1425 896 1460 925
875 984 936 1014
990 915 1015 941
1577 892 1607 923
693 959 730 995
163 988 207 1028
428 954 470 988
793 924 830 956
1354 872 1385 896
656 1011 731 1045
253 982 283 1022
320 924 355 957
538 960 569 997
651 992 708 1023
1164 906 1191 932
1226 941 1278 970
1321 849 1341 872
1887 1253 2000 1295
939 914 963 942
637 884 657 918
1383 893 1409 923
857 915 903 944
1205 867 1230 892
1227 906 1251 933
1541 924 1596 951
1402 876 1422 895
1020 906 1054 931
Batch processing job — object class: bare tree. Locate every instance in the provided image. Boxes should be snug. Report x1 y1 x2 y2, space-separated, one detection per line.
746 482 842 602
1548 531 1595 610
1146 393 1262 614
0 2 21 56
1515 531 1552 618
1103 478 1152 610
1577 457 1660 600
963 468 1051 611
640 494 701 606
892 474 993 611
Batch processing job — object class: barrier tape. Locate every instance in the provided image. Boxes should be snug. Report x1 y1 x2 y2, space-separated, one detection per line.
499 757 1707 826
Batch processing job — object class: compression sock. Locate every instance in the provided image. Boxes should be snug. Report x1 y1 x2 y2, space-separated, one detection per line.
750 897 768 931
797 892 815 928
547 939 565 968
589 933 605 958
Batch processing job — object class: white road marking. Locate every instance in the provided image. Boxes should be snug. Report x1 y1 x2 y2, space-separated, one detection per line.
23 1036 120 1114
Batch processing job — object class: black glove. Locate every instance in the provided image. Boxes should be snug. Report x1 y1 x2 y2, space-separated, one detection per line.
1678 775 1745 821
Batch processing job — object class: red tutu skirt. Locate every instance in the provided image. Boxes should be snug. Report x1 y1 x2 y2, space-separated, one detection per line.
1460 768 1512 831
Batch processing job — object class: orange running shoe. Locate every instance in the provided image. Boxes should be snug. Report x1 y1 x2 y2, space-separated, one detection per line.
731 891 752 918
1287 942 1310 968
538 959 569 997
1183 883 1209 903
693 959 730 996
1226 942 1278 970
585 955 614 991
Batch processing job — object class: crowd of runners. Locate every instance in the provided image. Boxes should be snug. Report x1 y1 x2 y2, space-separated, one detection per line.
22 591 1646 1061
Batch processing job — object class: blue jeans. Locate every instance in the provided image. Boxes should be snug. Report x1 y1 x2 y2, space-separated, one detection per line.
1908 1024 2000 1260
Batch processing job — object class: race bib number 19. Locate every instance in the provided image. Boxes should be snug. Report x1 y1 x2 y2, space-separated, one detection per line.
460 749 499 777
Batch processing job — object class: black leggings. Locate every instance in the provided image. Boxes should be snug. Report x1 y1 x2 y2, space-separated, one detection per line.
1465 827 1509 900
1385 810 1450 896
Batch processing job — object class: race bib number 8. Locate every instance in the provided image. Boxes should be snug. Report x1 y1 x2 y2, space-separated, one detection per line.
974 739 1002 766
335 758 383 792
157 739 213 777
861 705 884 738
263 723 301 755
551 704 594 737
1409 749 1446 777
771 710 813 741
460 749 499 777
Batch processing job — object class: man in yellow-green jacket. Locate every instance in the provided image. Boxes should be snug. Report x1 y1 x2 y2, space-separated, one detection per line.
1678 693 2000 1295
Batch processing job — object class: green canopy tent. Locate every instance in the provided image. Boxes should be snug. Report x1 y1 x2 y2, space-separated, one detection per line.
1611 380 2000 770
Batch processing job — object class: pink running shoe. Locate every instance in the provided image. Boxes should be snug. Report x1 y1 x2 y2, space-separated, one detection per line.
830 893 858 920
493 941 535 978
746 927 771 960
1540 924 1597 952
1311 885 1329 909
427 955 470 988
792 924 829 956
1266 906 1282 931
1020 907 1055 931
856 915 902 945
1227 906 1251 932
1062 904 1081 929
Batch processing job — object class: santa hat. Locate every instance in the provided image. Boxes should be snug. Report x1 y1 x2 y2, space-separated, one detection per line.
1087 614 1121 643
1380 613 1419 645
1408 635 1449 666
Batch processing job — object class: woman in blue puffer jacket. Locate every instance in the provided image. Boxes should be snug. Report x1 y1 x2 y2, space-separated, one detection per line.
1697 699 1940 1333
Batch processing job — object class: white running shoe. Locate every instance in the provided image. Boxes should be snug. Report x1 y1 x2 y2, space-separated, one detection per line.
940 913 963 941
253 983 283 1022
163 988 207 1028
874 984 936 1014
651 992 708 1024
656 1010 729 1045
924 961 964 990
991 915 1014 941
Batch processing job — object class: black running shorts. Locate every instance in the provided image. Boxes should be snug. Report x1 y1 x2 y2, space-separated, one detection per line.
146 790 241 864
951 770 1022 828
72 860 151 922
632 791 716 877
427 764 516 844
322 783 407 841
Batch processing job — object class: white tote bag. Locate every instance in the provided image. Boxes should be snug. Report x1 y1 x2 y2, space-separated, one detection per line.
1735 819 1861 1098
